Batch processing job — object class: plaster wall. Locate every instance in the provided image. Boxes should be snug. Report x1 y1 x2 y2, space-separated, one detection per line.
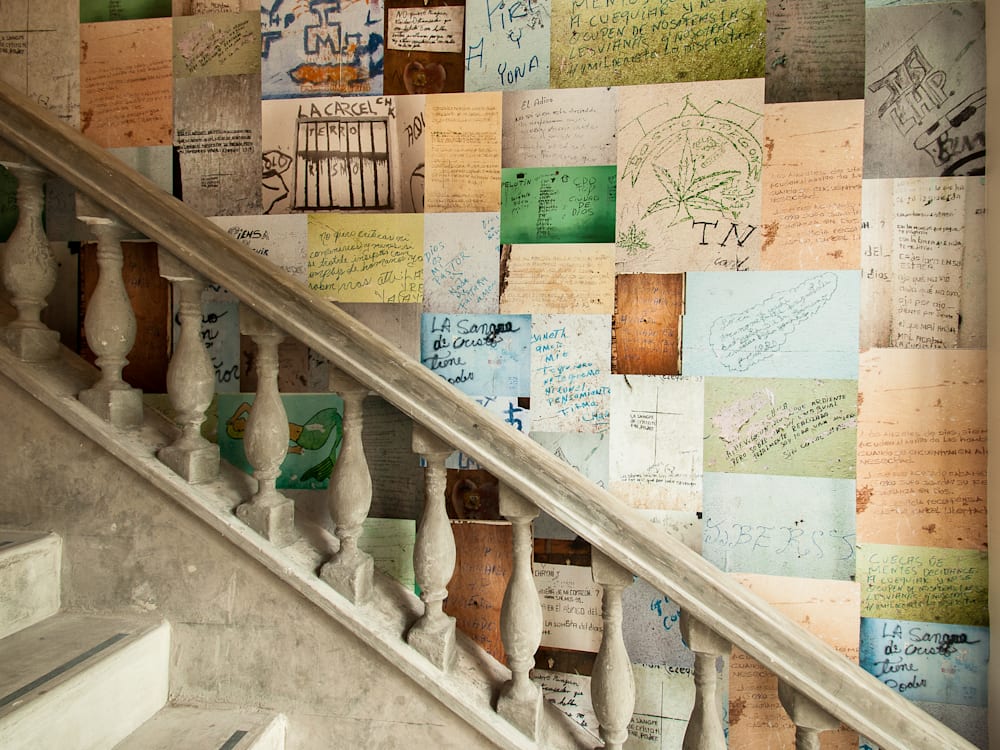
0 372 498 750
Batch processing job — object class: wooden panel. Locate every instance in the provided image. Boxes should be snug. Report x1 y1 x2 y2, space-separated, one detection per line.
444 520 512 663
611 273 683 375
78 240 170 393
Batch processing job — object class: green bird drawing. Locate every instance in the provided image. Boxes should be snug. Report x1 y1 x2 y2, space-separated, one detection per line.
225 403 344 483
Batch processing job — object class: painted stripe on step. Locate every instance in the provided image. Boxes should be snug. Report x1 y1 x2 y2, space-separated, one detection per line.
0 632 129 709
219 730 249 750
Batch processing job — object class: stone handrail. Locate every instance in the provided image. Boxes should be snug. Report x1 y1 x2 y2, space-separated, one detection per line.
0 78 978 750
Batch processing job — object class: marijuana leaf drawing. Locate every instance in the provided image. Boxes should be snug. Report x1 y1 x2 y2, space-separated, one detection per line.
645 140 742 226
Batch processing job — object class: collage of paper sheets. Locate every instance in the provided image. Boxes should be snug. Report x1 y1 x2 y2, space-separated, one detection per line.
0 0 988 746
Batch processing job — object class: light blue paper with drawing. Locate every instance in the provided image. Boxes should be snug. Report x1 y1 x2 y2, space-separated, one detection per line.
464 0 551 92
860 618 988 707
682 271 860 379
702 472 857 581
420 313 532 397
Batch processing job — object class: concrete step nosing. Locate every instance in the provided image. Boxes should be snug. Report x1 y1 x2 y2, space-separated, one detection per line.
0 619 170 750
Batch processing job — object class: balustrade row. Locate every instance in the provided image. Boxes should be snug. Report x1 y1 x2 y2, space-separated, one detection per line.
0 154 841 750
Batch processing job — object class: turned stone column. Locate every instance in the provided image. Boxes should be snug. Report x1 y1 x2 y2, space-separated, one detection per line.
778 680 841 750
497 484 543 739
591 549 636 750
0 157 59 361
155 249 219 483
406 425 458 670
235 305 296 546
680 610 729 750
320 369 374 604
76 196 142 427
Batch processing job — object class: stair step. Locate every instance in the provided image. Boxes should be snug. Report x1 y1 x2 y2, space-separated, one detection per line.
0 612 169 750
114 706 286 750
0 530 61 640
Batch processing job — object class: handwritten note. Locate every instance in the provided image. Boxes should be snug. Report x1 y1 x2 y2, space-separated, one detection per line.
420 313 531 396
703 473 856 581
361 394 424 521
501 88 616 167
621 577 695 669
857 349 987 550
464 0 550 92
0 0 79 125
444 396 529 472
615 81 764 273
628 664 697 749
612 273 683 376
703 377 857 479
609 375 704 512
501 244 614 314
861 177 986 350
359 517 417 591
173 11 259 77
444 521 512 662
536 670 599 738
423 212 501 314
858 544 988 627
80 18 173 148
388 6 465 53
863 2 985 178
549 0 764 88
425 92 502 213
764 0 865 103
500 166 616 244
534 562 604 653
208 214 307 285
174 74 261 215
529 314 611 432
729 573 860 750
196 298 240 392
80 0 171 22
531 431 608 540
308 214 423 303
761 100 863 269
860 617 987 707
683 271 859 379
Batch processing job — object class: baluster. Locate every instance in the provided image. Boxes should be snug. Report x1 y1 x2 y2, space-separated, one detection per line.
679 610 729 750
320 369 373 604
591 549 636 750
497 484 543 738
406 425 457 670
0 157 59 361
75 196 142 427
155 249 219 483
778 679 841 750
235 305 296 546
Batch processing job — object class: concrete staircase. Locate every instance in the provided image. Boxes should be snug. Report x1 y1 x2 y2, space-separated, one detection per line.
0 530 286 749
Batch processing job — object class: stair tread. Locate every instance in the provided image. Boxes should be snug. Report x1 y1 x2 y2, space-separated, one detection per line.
0 529 55 550
114 706 285 750
0 611 166 719
0 530 61 641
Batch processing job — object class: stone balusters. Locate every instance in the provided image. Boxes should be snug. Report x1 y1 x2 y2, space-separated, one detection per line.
235 305 296 546
320 370 374 604
497 484 544 739
155 249 219 483
679 610 729 750
0 157 60 361
590 549 636 750
75 196 142 427
406 425 458 670
778 679 841 750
